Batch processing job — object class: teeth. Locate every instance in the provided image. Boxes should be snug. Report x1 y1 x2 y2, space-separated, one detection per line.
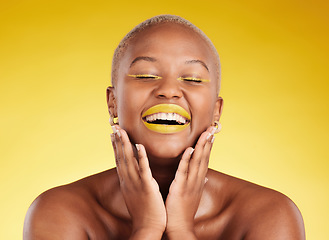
145 112 188 124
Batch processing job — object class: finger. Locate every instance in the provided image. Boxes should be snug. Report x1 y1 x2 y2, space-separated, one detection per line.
195 131 215 186
201 129 215 166
112 127 131 181
174 147 194 183
111 133 119 165
188 126 216 180
198 135 214 179
137 144 153 182
119 128 140 181
187 131 209 178
111 132 124 181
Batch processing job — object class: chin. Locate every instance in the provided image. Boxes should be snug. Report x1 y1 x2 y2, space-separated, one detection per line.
125 125 199 162
144 138 188 162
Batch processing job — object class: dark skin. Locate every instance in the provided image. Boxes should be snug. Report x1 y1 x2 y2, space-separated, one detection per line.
24 23 305 240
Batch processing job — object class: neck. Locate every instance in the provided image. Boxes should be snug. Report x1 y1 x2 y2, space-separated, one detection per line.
149 156 180 201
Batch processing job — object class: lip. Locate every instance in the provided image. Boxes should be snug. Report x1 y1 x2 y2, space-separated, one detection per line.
142 104 191 134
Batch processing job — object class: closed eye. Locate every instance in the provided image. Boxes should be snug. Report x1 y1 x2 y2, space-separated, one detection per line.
128 74 162 80
177 77 210 83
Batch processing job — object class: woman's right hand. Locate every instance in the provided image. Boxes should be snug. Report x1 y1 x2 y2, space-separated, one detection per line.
111 126 166 239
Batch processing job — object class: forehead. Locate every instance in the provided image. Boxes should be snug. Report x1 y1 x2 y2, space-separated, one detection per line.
122 23 216 68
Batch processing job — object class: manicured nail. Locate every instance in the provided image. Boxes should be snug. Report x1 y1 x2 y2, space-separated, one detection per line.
211 135 215 143
206 127 217 140
135 144 140 151
210 126 217 135
206 132 213 140
217 123 222 132
111 125 117 133
190 148 195 155
116 129 121 137
205 177 209 184
206 133 210 140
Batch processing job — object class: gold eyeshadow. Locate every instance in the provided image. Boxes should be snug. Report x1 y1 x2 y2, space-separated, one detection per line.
177 77 210 83
128 74 162 80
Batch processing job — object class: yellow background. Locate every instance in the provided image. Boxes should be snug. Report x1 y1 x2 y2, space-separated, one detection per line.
1 0 328 239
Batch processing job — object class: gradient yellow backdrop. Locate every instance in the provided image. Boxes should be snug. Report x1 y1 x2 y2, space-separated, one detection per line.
1 0 328 239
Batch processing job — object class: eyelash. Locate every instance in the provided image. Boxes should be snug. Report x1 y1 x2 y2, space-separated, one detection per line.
128 74 210 83
177 77 210 83
128 74 162 80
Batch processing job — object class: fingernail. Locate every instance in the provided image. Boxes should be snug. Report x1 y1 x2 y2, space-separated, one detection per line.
111 125 117 133
205 177 209 184
210 126 217 135
206 127 217 140
206 132 213 140
135 144 140 151
206 127 216 140
217 123 222 132
189 148 195 155
117 130 121 137
211 135 215 143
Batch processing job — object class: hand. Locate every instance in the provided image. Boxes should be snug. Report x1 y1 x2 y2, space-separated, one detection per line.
165 126 216 238
111 126 166 238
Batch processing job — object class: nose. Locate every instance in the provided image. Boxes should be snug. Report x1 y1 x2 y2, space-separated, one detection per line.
154 77 183 99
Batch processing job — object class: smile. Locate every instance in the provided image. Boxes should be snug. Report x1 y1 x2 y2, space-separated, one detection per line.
142 104 191 134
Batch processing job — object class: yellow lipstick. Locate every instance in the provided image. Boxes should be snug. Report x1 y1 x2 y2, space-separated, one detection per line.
142 104 190 134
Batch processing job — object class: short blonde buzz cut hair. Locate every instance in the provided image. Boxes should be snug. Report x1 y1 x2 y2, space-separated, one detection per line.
111 14 221 94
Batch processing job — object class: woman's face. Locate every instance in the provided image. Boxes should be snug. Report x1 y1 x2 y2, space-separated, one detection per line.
111 23 222 165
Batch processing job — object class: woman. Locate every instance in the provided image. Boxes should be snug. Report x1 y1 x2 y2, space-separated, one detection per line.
24 15 305 240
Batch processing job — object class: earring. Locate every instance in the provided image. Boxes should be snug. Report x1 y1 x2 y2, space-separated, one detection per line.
109 116 119 126
213 121 222 134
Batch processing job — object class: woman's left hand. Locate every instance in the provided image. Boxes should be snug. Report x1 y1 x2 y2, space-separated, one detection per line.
165 126 216 238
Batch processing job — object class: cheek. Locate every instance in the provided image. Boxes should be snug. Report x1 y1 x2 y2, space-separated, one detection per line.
190 92 216 126
116 85 148 128
184 92 216 146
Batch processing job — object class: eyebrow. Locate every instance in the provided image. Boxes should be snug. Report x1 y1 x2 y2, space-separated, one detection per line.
185 59 209 72
129 56 209 72
130 56 157 68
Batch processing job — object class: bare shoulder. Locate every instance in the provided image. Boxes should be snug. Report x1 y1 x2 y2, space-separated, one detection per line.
207 169 305 240
23 169 119 240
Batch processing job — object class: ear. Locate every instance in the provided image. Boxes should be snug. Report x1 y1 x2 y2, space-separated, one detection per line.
212 96 223 123
106 86 117 117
